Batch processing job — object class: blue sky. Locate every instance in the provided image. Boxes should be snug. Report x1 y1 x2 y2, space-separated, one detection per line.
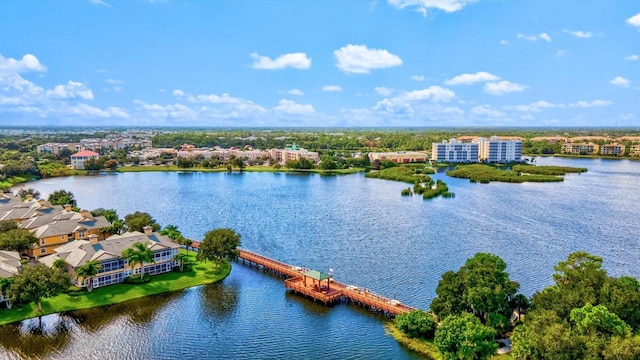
0 0 638 127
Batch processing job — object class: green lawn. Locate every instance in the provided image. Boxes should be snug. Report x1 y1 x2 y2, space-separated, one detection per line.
0 251 231 326
0 175 39 189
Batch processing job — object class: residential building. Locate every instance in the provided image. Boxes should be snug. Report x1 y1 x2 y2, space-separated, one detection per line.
0 196 61 223
631 145 640 156
70 150 100 169
476 136 522 163
431 139 479 163
600 144 626 157
0 251 21 279
39 226 180 289
368 151 426 164
561 143 599 155
36 143 84 155
530 136 569 144
269 144 320 164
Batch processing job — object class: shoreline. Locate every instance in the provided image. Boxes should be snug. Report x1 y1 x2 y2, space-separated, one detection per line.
0 250 231 326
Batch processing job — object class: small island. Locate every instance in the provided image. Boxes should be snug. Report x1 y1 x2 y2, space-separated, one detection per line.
365 165 454 199
446 164 587 184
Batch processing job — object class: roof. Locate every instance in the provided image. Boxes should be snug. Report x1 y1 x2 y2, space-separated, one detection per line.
0 250 21 278
71 150 99 157
303 269 332 281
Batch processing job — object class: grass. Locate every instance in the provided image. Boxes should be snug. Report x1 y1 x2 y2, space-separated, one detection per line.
0 175 39 189
365 166 432 184
511 165 587 175
446 164 566 184
0 250 230 326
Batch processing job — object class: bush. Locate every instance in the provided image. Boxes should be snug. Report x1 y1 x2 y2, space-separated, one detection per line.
125 274 152 284
395 310 437 339
401 188 412 196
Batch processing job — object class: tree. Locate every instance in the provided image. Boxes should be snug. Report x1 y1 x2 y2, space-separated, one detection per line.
52 259 67 271
511 293 531 322
48 189 77 207
123 211 160 233
0 228 38 253
570 303 631 337
320 156 338 170
8 263 70 312
91 208 120 223
394 310 437 339
0 278 13 308
599 276 640 331
160 224 183 241
197 228 241 271
434 312 498 360
174 253 189 272
121 242 155 279
231 157 245 172
0 220 18 233
17 188 40 200
76 260 103 291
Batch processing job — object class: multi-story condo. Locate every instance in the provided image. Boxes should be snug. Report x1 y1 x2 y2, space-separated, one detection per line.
268 144 320 164
561 143 599 155
39 226 180 290
369 151 426 164
70 150 100 169
475 136 522 163
630 145 640 157
600 144 626 157
36 143 84 155
431 139 479 163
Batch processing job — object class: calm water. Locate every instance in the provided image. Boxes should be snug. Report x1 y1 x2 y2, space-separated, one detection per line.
2 157 639 359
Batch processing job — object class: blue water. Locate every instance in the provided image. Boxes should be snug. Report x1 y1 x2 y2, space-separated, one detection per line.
1 157 639 359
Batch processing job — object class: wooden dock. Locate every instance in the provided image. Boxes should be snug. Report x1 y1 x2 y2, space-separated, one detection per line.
238 249 416 316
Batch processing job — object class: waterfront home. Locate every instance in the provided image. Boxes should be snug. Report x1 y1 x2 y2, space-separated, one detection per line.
476 136 523 163
561 143 599 155
369 151 426 164
70 150 100 170
600 143 626 157
631 144 640 157
432 139 479 163
268 144 320 164
23 207 110 258
0 196 60 223
39 226 180 289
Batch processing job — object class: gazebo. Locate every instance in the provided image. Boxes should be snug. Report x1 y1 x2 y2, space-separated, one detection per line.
302 269 332 292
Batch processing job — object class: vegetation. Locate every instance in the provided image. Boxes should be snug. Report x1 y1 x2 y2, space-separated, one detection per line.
511 164 587 175
47 189 77 207
0 250 231 325
394 310 437 339
75 261 103 292
447 164 567 183
365 166 432 184
17 188 40 200
197 228 241 271
0 227 38 253
435 313 498 360
123 211 160 232
422 180 455 199
4 264 70 312
120 242 155 279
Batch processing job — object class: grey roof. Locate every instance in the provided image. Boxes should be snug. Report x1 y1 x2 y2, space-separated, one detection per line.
0 250 21 278
0 199 59 222
29 213 110 239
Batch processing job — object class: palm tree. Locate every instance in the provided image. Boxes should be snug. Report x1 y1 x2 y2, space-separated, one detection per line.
173 253 189 272
121 242 155 279
53 259 67 272
76 260 102 292
183 238 193 255
511 293 530 322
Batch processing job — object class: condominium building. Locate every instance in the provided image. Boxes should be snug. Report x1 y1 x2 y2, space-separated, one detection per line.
368 151 426 164
630 145 640 157
269 144 320 164
70 150 100 169
600 144 626 157
431 139 479 163
561 143 599 155
476 136 522 163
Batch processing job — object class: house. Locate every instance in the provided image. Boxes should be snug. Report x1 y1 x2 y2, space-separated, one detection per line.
369 151 426 164
0 196 61 223
600 144 626 157
561 143 599 155
25 208 110 258
631 145 640 157
70 150 100 170
39 226 180 289
0 251 21 279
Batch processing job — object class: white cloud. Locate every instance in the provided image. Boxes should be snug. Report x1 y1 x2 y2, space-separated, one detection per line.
250 52 311 70
172 89 185 97
64 103 129 118
556 50 567 57
273 99 315 114
322 85 342 92
569 100 613 108
375 86 455 114
624 55 639 61
444 71 500 85
609 76 631 88
88 0 111 7
387 0 476 16
627 13 640 27
518 33 552 42
471 105 505 118
105 78 122 84
46 81 94 100
562 29 593 38
287 89 304 96
134 100 198 119
375 87 394 96
187 93 243 104
333 44 402 74
0 54 46 73
484 80 527 95
410 75 425 81
500 40 509 45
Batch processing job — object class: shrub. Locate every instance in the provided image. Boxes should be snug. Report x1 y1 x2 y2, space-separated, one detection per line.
395 310 437 339
125 274 152 284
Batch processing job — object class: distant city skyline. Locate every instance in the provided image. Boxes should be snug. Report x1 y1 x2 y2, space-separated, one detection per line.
0 0 638 127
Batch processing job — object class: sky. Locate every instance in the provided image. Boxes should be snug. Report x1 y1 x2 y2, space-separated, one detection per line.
0 0 639 127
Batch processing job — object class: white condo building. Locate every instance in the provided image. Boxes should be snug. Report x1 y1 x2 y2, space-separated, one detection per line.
475 136 522 163
431 139 479 163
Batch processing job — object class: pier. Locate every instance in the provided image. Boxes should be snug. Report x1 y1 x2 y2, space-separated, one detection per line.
238 249 416 316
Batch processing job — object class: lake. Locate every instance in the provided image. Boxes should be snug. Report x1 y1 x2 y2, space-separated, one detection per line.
2 157 639 359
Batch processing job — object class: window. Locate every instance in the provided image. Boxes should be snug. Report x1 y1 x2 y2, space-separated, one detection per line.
78 231 85 238
60 235 65 240
40 248 47 254
40 239 45 245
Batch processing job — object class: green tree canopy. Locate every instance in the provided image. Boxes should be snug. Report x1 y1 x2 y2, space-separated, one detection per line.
0 228 38 253
121 242 155 279
124 211 160 233
0 220 18 233
47 189 77 207
434 312 498 360
76 260 103 291
570 303 631 337
17 188 40 200
7 263 70 312
394 310 437 339
197 228 241 271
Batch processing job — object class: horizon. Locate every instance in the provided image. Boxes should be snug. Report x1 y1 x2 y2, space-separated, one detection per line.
1 1 639 127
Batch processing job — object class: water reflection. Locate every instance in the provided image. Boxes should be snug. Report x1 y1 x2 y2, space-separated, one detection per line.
200 282 239 319
0 315 72 359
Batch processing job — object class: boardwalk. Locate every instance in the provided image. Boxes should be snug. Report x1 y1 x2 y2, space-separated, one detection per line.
238 249 416 316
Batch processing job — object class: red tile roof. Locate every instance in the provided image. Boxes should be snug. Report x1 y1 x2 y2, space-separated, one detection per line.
71 150 99 157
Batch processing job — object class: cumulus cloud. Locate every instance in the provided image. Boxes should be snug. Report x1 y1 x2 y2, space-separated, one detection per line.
287 89 304 96
375 87 394 96
273 99 315 114
627 13 640 27
444 71 500 85
46 81 94 100
624 55 639 61
250 52 311 70
387 0 476 16
609 76 631 88
471 105 505 118
518 33 552 42
410 75 425 81
172 89 185 97
105 78 122 84
0 54 47 73
569 100 613 108
562 29 593 38
322 85 342 92
333 44 402 74
134 100 198 119
556 50 567 58
88 0 111 7
500 40 509 45
484 81 527 95
64 103 129 118
375 86 455 114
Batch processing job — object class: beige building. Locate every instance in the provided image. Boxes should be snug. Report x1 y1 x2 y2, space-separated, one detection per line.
70 150 100 169
600 144 626 157
561 143 599 155
269 144 320 164
368 151 426 164
630 145 640 156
